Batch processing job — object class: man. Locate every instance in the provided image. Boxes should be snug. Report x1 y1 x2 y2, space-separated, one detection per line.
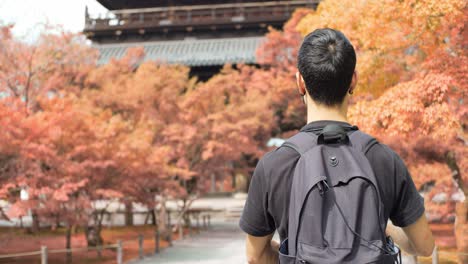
239 28 435 263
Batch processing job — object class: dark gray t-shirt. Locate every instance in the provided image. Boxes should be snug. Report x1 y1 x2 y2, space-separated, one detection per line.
240 120 425 242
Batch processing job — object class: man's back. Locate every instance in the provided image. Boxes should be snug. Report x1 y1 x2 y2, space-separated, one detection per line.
240 120 424 243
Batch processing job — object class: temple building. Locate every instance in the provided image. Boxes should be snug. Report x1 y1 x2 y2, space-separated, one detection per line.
84 0 320 79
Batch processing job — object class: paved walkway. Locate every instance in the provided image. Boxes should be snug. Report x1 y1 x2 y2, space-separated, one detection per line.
130 220 417 264
131 220 247 264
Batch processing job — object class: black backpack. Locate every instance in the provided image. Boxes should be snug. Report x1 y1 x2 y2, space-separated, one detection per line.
278 124 401 264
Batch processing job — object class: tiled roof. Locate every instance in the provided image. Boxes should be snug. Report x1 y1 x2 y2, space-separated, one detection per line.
95 37 265 66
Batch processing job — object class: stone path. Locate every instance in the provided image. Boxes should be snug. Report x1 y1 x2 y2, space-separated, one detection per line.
130 220 247 264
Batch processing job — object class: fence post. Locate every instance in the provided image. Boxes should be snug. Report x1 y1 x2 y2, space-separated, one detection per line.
208 214 211 228
203 215 207 229
97 243 102 258
155 229 160 253
117 240 123 264
138 234 144 259
432 246 439 264
196 214 200 231
41 246 48 264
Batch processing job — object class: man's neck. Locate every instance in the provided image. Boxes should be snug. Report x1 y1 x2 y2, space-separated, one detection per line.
306 101 348 124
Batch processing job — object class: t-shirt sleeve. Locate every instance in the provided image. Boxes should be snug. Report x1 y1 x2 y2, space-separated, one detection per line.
239 159 275 236
390 153 425 227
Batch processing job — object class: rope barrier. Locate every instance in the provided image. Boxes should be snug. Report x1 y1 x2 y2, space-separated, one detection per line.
48 244 118 254
0 251 41 259
121 238 140 245
0 211 211 261
438 250 468 256
0 244 119 258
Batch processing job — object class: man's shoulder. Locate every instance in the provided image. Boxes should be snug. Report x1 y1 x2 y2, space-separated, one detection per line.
365 138 410 187
259 143 301 175
365 139 401 164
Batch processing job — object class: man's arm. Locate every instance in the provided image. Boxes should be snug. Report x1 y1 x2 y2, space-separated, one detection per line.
246 233 279 264
386 214 435 256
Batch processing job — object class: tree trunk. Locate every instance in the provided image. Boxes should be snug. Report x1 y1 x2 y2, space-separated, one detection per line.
96 210 104 252
446 151 466 196
31 210 39 233
157 197 168 239
85 211 104 250
231 172 237 190
446 151 467 264
144 210 150 225
124 200 133 226
151 209 157 226
210 173 216 193
65 225 72 264
246 173 252 192
173 198 196 235
53 214 60 231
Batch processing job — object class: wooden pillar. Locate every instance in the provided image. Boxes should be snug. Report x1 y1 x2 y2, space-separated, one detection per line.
432 246 438 264
41 246 48 264
116 240 123 264
188 212 192 236
167 229 173 247
179 224 184 240
138 234 144 259
155 230 160 253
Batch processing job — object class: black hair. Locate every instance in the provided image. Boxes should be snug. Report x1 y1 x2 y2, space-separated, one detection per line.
297 28 356 106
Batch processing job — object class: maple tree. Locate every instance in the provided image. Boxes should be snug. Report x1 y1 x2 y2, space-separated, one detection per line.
170 65 273 193
0 25 102 250
0 25 97 112
0 26 141 252
82 48 195 236
296 0 466 97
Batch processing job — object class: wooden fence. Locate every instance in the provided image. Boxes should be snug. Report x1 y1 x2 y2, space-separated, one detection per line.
0 213 212 264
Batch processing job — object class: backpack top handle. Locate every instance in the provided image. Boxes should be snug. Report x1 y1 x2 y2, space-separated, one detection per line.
318 124 358 144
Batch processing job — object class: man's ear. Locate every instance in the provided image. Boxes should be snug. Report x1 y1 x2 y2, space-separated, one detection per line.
349 71 358 94
296 71 307 96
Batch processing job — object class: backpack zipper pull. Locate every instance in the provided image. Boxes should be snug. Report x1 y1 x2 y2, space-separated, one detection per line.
318 180 330 196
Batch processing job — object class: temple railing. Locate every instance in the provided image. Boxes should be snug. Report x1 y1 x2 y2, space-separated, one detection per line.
84 0 320 32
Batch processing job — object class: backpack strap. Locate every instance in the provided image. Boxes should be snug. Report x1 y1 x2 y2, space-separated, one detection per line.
281 125 372 155
281 131 318 155
348 130 390 244
348 130 379 154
